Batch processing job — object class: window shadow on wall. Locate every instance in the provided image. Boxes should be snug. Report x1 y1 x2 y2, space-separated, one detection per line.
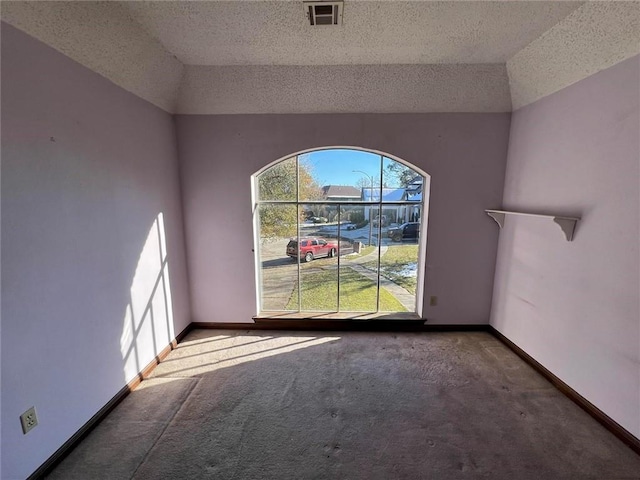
120 212 175 382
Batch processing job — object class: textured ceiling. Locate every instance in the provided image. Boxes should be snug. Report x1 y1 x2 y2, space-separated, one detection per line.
2 1 638 114
508 1 640 109
122 0 583 66
177 63 511 114
1 1 183 112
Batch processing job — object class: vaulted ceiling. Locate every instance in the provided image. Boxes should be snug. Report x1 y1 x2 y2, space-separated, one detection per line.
2 1 639 114
121 1 582 66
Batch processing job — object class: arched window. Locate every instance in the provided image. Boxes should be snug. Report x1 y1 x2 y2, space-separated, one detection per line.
253 147 429 317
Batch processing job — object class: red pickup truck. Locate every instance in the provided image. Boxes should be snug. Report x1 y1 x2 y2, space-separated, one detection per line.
286 237 339 262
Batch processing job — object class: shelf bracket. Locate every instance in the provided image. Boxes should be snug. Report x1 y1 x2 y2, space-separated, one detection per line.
553 217 577 242
486 211 505 229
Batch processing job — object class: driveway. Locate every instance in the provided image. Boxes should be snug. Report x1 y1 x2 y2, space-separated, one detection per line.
259 238 298 311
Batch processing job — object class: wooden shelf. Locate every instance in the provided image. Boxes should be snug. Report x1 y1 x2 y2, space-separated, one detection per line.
485 209 580 241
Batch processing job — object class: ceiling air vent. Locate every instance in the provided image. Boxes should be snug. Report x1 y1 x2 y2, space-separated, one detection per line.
304 1 343 26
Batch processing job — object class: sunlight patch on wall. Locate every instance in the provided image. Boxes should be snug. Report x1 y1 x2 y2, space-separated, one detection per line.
120 213 175 382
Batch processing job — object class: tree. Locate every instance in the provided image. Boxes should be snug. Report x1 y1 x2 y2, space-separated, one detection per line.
355 177 370 190
298 156 324 202
257 157 323 239
354 177 382 189
385 161 418 188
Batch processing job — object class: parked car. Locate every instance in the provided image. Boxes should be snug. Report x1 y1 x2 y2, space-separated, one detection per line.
387 222 420 242
286 237 339 262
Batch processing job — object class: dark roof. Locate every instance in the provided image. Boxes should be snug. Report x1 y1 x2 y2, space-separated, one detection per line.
321 185 361 198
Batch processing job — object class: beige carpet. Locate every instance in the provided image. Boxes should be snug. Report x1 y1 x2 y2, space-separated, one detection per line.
48 329 640 479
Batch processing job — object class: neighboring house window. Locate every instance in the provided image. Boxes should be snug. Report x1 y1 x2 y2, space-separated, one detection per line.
253 147 429 316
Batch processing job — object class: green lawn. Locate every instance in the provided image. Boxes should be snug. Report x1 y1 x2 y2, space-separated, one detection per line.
286 267 407 312
363 245 419 294
358 246 376 257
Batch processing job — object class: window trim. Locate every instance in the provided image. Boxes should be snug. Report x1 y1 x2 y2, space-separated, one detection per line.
252 146 430 318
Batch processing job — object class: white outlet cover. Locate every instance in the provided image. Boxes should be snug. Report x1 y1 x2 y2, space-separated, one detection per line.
20 406 38 434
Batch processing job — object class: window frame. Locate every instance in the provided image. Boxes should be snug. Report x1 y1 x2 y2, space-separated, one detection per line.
252 146 430 318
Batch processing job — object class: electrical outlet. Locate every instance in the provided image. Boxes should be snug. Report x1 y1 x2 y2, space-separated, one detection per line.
20 406 38 434
430 295 438 306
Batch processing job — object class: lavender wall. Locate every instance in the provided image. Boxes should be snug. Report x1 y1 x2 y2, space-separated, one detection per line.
491 56 640 437
1 24 191 479
176 113 511 324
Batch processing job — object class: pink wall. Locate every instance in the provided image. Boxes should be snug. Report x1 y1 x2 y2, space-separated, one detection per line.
491 56 640 437
176 113 511 324
1 24 191 479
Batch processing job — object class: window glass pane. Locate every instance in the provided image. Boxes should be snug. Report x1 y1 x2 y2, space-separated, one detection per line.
382 156 423 230
297 204 339 312
258 204 298 311
338 204 379 312
340 204 378 248
377 241 419 313
338 262 379 312
296 154 324 203
299 149 382 203
257 156 297 201
382 157 422 191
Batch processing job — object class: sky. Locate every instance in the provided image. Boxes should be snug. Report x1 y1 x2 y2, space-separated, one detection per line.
303 149 387 187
